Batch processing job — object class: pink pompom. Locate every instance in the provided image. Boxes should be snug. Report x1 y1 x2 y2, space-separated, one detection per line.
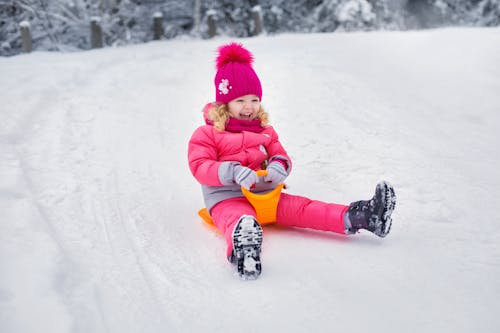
216 43 254 69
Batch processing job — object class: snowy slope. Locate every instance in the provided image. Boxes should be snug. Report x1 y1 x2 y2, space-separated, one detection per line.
1 28 499 333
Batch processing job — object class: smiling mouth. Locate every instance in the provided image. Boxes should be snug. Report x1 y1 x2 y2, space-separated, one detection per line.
239 113 253 119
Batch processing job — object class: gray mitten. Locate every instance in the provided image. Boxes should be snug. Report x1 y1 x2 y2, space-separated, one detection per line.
234 165 258 190
264 162 288 185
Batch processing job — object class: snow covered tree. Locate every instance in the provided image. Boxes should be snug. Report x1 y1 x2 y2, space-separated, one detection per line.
258 0 322 33
477 0 500 25
370 0 403 29
198 0 256 37
1 2 25 56
312 0 376 32
0 0 195 56
427 0 500 26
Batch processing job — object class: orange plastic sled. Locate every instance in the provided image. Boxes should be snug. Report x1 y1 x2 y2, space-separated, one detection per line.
198 170 284 227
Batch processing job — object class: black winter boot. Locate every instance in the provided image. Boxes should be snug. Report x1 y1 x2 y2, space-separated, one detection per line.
230 216 263 280
346 181 396 237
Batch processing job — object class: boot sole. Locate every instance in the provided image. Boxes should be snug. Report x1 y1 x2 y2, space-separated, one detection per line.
375 181 396 237
232 216 263 280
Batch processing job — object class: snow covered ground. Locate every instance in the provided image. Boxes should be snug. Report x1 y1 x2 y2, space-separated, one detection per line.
1 27 499 333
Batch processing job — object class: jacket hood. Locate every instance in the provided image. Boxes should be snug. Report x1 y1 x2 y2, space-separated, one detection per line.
202 103 216 125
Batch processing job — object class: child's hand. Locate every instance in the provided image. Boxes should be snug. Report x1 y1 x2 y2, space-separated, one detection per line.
264 162 288 185
234 165 258 190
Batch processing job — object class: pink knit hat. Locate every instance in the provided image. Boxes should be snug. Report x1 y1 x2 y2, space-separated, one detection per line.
214 43 262 104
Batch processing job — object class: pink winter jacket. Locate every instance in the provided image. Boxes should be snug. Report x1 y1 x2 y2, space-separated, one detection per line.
188 104 292 211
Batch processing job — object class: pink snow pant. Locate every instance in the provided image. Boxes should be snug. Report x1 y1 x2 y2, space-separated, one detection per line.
210 193 349 258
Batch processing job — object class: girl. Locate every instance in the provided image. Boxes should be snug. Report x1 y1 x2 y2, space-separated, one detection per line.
188 43 396 280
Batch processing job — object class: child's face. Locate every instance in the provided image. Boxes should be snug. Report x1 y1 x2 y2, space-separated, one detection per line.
227 94 261 121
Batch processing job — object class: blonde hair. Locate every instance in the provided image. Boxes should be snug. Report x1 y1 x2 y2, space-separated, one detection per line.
208 103 269 131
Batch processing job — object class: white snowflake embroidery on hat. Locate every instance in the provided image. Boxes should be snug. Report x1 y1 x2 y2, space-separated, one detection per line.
218 79 231 95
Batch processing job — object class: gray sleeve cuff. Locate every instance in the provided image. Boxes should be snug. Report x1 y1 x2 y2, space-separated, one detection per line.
270 155 291 173
218 161 240 185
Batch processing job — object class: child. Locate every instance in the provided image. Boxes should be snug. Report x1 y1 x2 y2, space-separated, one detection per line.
188 43 396 280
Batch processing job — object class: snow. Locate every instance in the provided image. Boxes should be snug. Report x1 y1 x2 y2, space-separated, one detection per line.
1 27 500 332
